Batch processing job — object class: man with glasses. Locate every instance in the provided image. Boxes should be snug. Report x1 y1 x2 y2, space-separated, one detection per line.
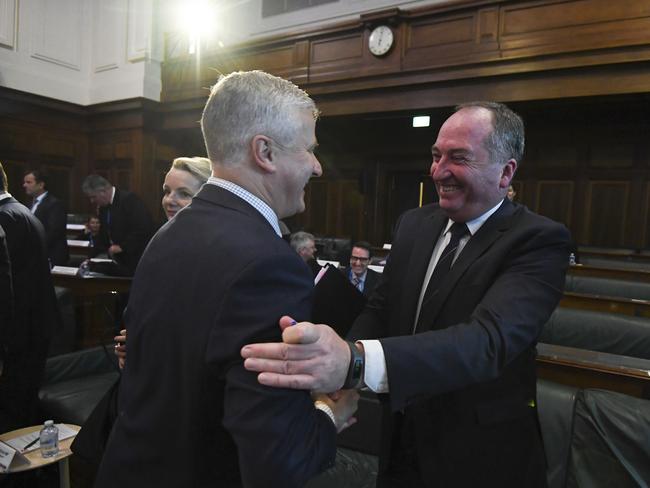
345 241 380 297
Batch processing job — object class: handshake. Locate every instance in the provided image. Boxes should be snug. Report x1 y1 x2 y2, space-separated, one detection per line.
241 315 362 433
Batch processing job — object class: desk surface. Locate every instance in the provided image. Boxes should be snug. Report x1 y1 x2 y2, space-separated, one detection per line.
52 271 131 296
0 424 80 473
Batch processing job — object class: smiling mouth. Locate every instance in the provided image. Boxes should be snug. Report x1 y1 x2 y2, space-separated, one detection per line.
438 184 461 193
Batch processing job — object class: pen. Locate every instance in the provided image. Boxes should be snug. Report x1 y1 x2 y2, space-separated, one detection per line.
22 437 39 451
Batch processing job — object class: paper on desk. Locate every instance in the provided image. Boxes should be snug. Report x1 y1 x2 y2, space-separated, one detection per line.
51 266 79 276
90 258 113 263
4 424 79 453
67 239 90 247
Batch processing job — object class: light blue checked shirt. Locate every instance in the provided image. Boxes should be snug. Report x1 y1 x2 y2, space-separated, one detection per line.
206 177 282 237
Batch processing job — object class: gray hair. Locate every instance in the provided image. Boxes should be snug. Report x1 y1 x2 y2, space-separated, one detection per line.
455 102 525 165
171 157 212 184
82 174 112 194
290 231 315 253
201 70 318 166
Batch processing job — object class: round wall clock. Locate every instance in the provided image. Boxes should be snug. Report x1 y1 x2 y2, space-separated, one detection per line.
368 25 394 57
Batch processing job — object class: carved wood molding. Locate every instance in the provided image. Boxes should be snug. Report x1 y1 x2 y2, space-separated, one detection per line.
161 0 650 112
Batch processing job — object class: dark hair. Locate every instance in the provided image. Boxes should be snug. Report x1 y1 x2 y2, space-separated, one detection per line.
0 162 7 192
26 169 47 188
352 241 372 258
455 101 525 165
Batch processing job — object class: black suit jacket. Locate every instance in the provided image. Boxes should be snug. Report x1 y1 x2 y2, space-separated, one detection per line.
98 188 154 274
350 199 569 488
0 197 58 432
95 185 336 488
34 192 69 265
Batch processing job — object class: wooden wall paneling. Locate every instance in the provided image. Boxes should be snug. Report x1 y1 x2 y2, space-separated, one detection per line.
301 179 328 235
162 40 310 102
498 0 650 59
336 179 365 240
584 181 630 247
2 160 26 198
645 182 650 249
535 180 574 228
402 7 499 71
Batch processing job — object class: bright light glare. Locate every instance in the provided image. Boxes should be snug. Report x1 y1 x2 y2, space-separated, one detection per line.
412 116 430 128
177 0 215 52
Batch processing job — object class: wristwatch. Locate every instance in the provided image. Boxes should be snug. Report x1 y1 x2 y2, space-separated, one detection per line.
342 341 365 389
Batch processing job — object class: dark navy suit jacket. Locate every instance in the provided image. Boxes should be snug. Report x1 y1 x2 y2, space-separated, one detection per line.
350 199 569 488
33 192 69 265
0 197 58 432
95 184 336 488
98 188 154 275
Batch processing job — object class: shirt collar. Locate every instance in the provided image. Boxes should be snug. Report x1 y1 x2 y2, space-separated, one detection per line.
0 192 12 203
444 199 504 236
110 187 116 204
207 177 282 237
35 191 48 204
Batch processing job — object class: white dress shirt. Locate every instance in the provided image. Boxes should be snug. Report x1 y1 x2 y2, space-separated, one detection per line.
359 200 504 393
30 191 48 214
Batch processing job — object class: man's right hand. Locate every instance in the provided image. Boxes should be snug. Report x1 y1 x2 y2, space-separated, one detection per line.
241 316 351 393
314 390 359 433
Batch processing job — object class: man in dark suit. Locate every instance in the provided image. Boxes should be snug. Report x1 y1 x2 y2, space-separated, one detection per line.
0 162 59 433
81 175 154 275
22 169 69 265
94 71 358 488
342 240 381 297
242 102 570 487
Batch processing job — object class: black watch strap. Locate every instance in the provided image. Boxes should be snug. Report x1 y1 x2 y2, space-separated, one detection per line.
342 341 364 390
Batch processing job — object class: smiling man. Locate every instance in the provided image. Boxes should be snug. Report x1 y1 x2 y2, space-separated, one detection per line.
242 101 571 488
95 71 357 488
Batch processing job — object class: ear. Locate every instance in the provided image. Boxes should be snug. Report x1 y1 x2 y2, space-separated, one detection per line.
251 135 277 174
499 159 517 189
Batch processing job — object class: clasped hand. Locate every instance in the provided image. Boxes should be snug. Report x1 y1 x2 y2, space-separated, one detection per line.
241 316 351 393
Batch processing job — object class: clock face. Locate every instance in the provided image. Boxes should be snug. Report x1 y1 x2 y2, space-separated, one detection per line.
368 25 394 57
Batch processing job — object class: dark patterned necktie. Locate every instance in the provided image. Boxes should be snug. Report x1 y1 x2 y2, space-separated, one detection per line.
415 222 469 332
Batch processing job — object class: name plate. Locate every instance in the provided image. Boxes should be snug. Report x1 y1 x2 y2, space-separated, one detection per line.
0 441 29 472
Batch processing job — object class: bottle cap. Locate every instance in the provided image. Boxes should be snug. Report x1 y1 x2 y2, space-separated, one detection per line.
44 420 54 426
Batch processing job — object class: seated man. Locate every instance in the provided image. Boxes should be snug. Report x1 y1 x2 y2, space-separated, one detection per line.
342 241 380 297
290 230 321 277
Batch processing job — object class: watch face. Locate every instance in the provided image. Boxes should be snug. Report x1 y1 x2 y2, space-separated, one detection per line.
368 25 394 56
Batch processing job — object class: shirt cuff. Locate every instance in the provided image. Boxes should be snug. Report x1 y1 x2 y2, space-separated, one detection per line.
357 339 389 393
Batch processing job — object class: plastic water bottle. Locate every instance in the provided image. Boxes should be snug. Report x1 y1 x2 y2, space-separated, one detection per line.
39 420 59 458
78 260 90 277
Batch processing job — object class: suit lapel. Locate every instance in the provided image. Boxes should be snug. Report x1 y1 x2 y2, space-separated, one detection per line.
417 200 515 332
395 208 448 336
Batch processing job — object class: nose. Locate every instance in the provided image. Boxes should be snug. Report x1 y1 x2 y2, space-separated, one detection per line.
312 155 323 177
430 157 449 181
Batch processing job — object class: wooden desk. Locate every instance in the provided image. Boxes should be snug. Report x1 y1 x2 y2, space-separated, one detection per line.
0 424 80 487
52 272 131 297
52 271 132 347
536 343 650 399
578 247 650 263
560 291 650 318
568 263 650 282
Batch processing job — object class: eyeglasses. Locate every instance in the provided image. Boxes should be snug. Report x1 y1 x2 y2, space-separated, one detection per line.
350 256 369 263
